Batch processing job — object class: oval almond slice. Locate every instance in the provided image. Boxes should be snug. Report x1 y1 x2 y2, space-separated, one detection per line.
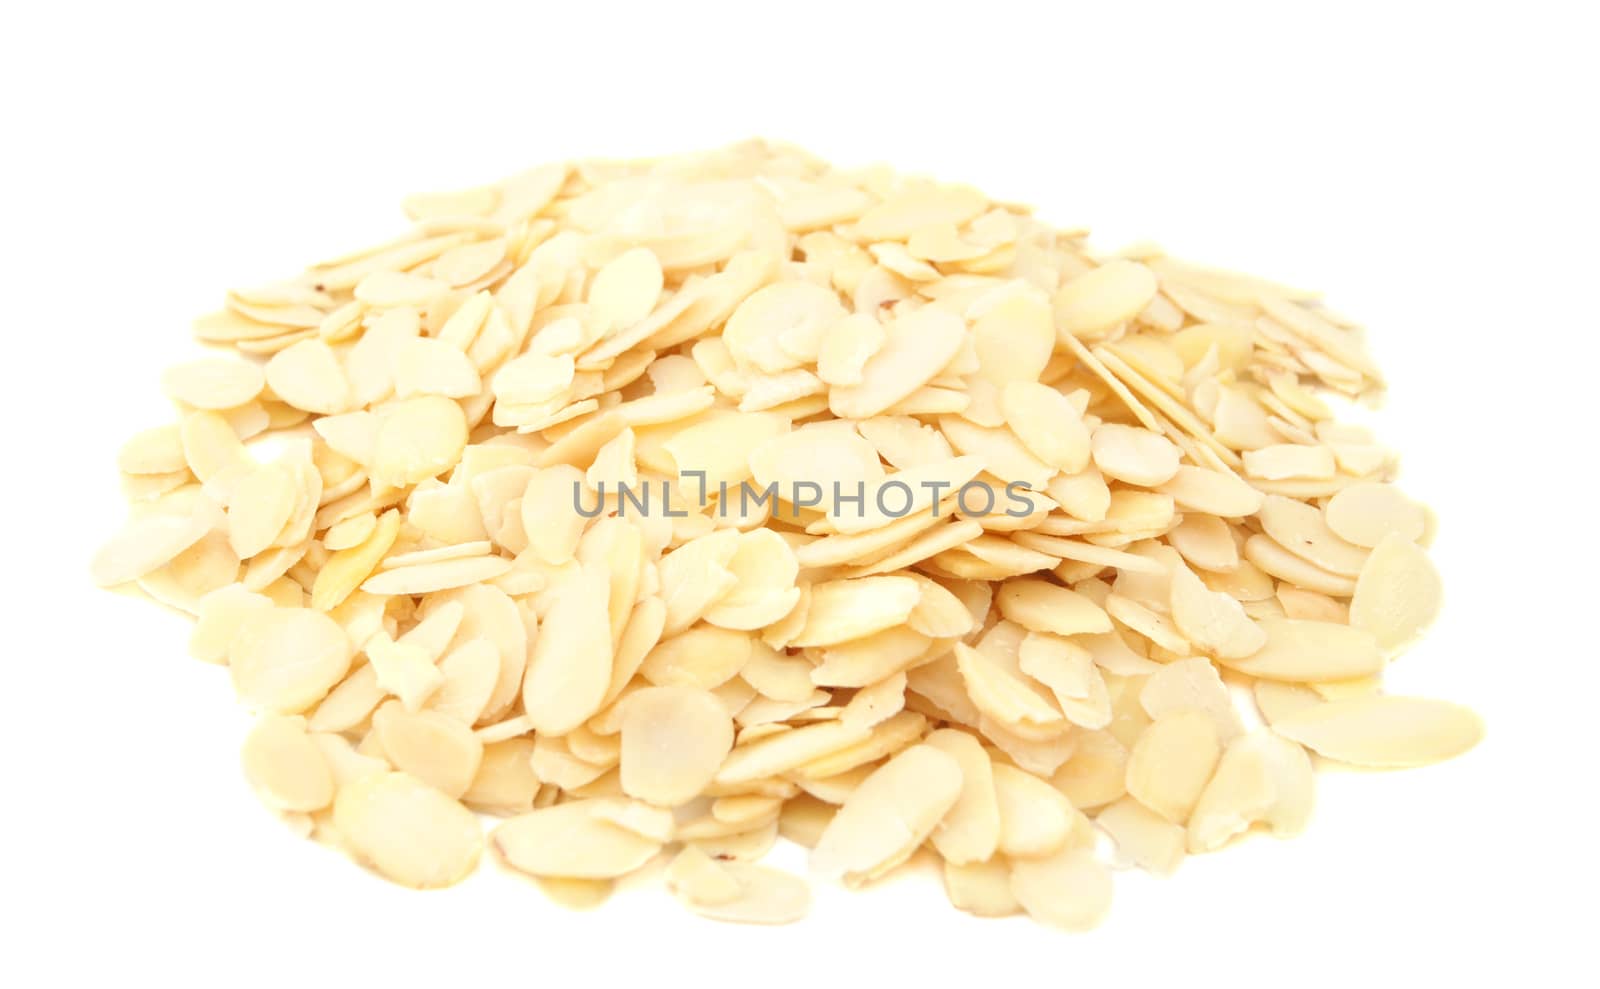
1324 482 1427 548
1272 695 1483 768
619 686 734 806
240 714 334 813
492 800 663 879
1348 535 1443 653
810 744 963 881
1219 618 1383 682
1009 847 1114 932
229 607 353 713
334 772 483 889
679 861 812 926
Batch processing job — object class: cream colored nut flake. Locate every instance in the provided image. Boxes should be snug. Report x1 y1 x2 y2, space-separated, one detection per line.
92 140 1476 928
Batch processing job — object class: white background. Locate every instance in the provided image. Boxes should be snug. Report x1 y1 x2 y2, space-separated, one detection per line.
4 2 1596 985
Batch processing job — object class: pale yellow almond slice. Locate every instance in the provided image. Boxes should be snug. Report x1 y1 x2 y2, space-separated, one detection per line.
1243 534 1357 597
816 312 885 386
739 640 817 702
522 563 613 734
1169 566 1266 660
118 425 187 475
161 358 266 410
793 710 928 779
425 638 501 724
717 720 869 786
365 633 444 711
1140 656 1244 741
240 714 334 813
702 528 800 631
810 626 930 688
1220 618 1383 682
1050 730 1129 811
943 857 1020 917
311 509 401 611
1156 464 1264 518
1242 444 1336 481
639 624 752 690
1054 259 1158 338
1252 680 1324 725
393 337 482 400
370 396 468 489
619 686 734 806
1125 709 1221 824
492 800 661 879
1097 796 1185 875
723 280 844 373
265 339 351 414
588 246 663 332
1186 732 1277 853
790 576 921 648
1349 534 1443 652
1091 423 1182 488
1009 847 1114 932
334 772 482 889
665 845 741 906
229 607 353 714
680 862 812 925
372 700 483 799
1018 633 1111 730
995 579 1112 636
999 381 1093 474
227 464 298 560
1167 514 1239 572
810 744 963 881
923 728 1001 866
534 877 614 911
955 643 1067 741
1258 495 1370 577
1272 695 1483 768
829 307 967 419
992 762 1077 858
360 554 512 595
778 794 835 848
462 737 539 814
1324 482 1427 548
92 504 220 587
189 584 274 664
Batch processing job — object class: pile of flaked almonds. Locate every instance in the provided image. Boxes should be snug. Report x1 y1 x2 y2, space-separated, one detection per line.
93 140 1482 930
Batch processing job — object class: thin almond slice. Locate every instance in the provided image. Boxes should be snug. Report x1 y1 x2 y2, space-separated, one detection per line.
240 714 334 813
1272 695 1483 768
996 579 1112 636
1324 482 1427 548
372 700 483 798
162 358 266 410
334 772 482 889
1091 423 1182 488
492 800 662 879
619 686 734 806
522 563 613 734
1009 847 1114 932
229 607 353 714
992 762 1077 858
810 744 963 881
1258 494 1371 577
923 728 1001 866
1220 618 1383 682
942 858 1020 917
1097 796 1186 875
1169 566 1266 660
1349 534 1443 652
679 861 812 925
1125 709 1221 824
